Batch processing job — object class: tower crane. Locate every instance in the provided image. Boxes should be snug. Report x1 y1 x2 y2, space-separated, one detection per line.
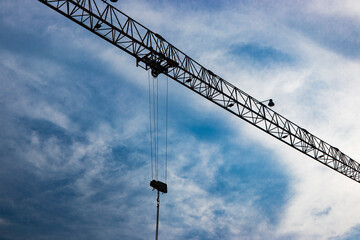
38 0 360 182
38 0 360 184
38 0 360 238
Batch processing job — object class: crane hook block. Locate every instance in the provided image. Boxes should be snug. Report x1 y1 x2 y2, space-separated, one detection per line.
150 180 167 194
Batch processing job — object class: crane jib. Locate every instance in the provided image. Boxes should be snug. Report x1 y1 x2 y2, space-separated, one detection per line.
38 0 360 183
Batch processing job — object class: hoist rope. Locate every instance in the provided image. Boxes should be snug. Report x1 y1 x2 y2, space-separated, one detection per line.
148 72 169 184
156 76 159 180
148 71 153 180
165 75 168 183
153 75 157 180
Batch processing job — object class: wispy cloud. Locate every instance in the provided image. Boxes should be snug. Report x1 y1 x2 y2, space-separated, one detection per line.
1 0 360 239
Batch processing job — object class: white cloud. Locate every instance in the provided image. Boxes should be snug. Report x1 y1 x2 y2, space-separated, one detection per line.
137 1 360 238
2 0 360 239
223 12 360 240
309 0 360 20
135 1 360 239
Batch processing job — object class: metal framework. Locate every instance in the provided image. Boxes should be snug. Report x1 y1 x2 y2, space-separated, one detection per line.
39 0 360 183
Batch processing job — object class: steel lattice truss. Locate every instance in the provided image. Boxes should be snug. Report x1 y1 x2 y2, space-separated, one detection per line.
39 0 360 183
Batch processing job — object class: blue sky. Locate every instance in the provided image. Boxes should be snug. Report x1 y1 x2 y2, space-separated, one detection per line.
1 0 360 239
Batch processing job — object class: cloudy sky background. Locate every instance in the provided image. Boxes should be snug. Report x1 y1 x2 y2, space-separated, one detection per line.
1 0 360 239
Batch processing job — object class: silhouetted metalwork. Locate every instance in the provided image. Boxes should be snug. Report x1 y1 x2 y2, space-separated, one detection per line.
150 180 166 240
39 0 360 183
262 99 275 107
150 180 168 194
